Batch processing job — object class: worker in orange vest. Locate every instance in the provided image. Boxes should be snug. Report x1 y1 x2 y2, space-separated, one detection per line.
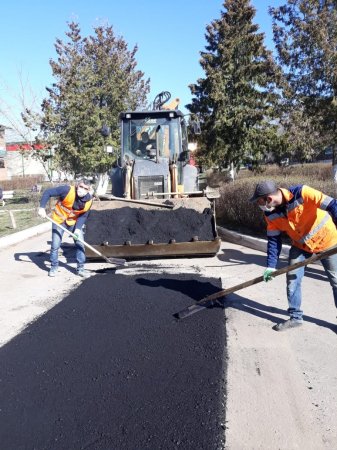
250 180 337 331
38 179 93 278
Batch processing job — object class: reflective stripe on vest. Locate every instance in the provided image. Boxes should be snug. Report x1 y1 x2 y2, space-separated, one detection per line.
53 203 76 221
321 196 334 210
298 212 330 244
267 211 286 221
287 197 303 213
52 186 91 225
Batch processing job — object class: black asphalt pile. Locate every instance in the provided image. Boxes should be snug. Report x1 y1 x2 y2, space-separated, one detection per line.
85 206 216 245
0 273 226 450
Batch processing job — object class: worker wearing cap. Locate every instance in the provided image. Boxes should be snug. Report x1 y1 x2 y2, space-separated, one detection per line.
250 180 337 331
38 179 93 278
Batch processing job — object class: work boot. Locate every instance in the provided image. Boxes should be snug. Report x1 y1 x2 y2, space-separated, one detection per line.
273 319 303 332
77 268 90 279
48 267 58 277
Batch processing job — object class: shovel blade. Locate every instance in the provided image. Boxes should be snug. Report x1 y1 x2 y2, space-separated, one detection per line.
174 297 226 320
174 304 207 320
174 300 216 320
106 257 127 266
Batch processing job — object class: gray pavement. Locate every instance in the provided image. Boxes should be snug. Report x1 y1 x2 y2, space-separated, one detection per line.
0 225 336 448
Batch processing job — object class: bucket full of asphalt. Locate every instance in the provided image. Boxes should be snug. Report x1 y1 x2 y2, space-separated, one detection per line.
85 206 216 245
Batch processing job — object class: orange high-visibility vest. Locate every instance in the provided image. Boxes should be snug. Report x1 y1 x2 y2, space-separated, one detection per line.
52 186 92 226
265 186 337 253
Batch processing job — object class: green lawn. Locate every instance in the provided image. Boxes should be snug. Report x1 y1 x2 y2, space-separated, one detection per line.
0 192 43 238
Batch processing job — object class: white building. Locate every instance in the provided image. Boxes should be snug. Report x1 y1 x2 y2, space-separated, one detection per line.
0 127 56 181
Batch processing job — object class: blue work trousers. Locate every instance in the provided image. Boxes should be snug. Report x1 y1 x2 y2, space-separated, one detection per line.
50 222 85 270
286 246 337 320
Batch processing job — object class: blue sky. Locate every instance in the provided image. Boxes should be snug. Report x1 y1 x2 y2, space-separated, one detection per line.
0 0 284 124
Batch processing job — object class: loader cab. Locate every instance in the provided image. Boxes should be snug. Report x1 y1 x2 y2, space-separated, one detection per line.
120 110 185 163
113 110 197 199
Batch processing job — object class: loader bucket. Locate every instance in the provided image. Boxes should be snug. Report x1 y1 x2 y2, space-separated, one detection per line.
84 198 221 260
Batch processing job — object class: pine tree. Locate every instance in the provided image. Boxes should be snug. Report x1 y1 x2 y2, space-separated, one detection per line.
187 0 281 170
40 22 150 177
270 0 337 172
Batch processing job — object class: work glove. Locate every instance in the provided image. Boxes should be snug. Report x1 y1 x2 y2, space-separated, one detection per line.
263 268 276 282
73 229 81 241
38 207 47 219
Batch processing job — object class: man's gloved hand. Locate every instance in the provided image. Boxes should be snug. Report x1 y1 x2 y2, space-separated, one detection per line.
263 268 276 282
73 229 81 241
38 207 47 219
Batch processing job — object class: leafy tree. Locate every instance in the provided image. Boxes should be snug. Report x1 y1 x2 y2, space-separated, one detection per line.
274 106 322 164
270 0 337 174
187 0 281 171
39 22 150 180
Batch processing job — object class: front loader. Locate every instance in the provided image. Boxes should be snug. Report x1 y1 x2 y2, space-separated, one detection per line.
85 92 221 260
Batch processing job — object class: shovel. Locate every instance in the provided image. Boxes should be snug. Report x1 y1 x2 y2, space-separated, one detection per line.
45 216 127 267
98 194 174 209
175 244 337 319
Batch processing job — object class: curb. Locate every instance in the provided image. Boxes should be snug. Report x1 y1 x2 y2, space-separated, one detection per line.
0 222 50 250
217 226 290 258
217 227 322 266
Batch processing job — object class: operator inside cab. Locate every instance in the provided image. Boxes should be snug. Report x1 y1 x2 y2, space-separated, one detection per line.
135 131 155 156
139 131 150 154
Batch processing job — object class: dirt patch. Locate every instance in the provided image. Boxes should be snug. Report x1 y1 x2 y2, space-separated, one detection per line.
85 206 216 245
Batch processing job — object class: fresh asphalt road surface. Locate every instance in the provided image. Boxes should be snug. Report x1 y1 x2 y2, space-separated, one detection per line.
1 228 337 449
0 272 226 450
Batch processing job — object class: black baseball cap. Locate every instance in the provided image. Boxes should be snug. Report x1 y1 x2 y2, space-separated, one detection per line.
78 178 92 187
249 180 278 202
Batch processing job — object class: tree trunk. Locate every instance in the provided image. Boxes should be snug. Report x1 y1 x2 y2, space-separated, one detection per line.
332 145 337 184
229 162 235 183
95 172 110 195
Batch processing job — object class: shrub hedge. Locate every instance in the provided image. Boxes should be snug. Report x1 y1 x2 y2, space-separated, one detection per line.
0 175 45 190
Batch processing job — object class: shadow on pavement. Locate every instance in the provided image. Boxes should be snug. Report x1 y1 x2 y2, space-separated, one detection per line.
14 243 79 275
217 248 267 267
136 276 221 301
218 247 329 282
177 291 336 334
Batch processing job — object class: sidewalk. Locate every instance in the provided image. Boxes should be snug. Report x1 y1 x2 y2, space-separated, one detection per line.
217 238 337 449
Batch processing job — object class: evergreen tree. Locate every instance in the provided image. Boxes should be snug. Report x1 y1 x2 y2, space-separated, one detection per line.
187 0 281 170
270 0 337 172
39 22 150 177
